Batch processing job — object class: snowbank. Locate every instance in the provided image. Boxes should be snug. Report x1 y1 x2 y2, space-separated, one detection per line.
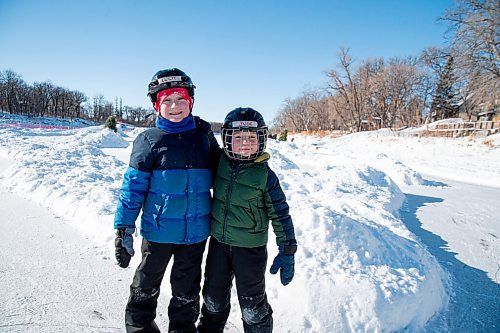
291 129 500 188
265 141 447 332
0 125 128 242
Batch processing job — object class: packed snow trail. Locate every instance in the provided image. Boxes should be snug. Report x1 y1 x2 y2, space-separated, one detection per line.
0 156 244 333
0 157 124 332
401 181 500 332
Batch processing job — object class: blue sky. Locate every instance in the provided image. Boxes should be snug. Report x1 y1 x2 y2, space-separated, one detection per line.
0 0 454 123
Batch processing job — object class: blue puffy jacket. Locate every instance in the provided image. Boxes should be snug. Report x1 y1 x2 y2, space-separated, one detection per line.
114 117 220 244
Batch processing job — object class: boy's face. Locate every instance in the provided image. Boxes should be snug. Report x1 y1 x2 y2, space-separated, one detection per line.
232 131 259 157
159 92 190 122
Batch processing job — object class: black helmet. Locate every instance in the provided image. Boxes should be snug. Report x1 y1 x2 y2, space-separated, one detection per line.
147 68 195 105
222 107 268 161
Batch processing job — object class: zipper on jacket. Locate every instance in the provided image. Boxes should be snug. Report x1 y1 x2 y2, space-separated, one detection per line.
155 195 165 229
221 162 240 242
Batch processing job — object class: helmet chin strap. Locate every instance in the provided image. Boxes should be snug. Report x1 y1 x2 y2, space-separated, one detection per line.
189 99 194 114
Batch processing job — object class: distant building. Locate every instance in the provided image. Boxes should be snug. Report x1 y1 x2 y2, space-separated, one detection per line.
457 99 498 122
360 116 382 131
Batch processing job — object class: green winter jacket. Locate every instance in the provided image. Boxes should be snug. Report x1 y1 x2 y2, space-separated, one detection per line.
211 152 296 248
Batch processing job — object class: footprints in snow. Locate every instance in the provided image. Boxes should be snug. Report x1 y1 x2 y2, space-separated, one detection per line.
92 310 105 320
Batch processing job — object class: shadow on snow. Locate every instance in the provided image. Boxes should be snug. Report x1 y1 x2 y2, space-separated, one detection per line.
400 193 499 332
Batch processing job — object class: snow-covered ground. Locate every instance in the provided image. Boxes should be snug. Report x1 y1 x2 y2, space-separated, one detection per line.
0 113 498 332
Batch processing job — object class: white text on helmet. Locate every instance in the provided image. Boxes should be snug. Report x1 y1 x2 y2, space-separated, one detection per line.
231 120 258 128
158 76 183 84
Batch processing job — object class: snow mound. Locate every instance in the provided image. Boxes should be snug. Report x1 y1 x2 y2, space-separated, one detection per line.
372 153 426 186
98 128 130 148
266 141 447 332
1 125 127 241
425 118 464 129
483 133 500 147
290 129 500 188
128 126 148 136
0 112 95 128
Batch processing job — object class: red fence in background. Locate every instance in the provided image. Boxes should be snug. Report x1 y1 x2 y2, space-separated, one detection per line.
0 123 84 130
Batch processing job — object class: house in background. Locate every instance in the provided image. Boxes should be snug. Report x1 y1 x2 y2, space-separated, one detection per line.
458 98 498 122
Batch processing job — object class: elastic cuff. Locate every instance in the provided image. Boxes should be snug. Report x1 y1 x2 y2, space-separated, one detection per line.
279 239 297 255
116 227 136 236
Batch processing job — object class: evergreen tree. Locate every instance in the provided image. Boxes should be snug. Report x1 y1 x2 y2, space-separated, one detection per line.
278 128 288 141
431 55 459 120
104 115 117 132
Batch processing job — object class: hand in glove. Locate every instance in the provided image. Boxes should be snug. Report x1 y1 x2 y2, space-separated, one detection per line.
270 240 297 286
115 227 135 268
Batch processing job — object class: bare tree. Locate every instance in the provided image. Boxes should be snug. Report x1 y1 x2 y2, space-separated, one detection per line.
443 0 499 110
363 58 390 128
302 89 331 130
361 56 426 129
272 97 297 132
17 81 33 116
271 89 331 133
93 94 106 121
49 87 65 118
326 48 370 132
387 57 425 127
323 94 351 131
33 81 55 117
68 90 87 119
0 70 24 114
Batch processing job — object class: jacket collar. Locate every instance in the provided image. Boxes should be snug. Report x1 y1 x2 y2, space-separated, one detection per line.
255 152 270 163
226 152 270 167
156 115 196 133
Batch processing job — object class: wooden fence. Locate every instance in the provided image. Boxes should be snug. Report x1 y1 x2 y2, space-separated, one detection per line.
422 121 500 138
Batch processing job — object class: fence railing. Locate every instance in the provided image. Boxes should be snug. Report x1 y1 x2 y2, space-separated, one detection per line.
421 121 500 138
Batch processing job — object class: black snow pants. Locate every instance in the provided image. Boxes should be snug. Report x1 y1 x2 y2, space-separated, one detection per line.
125 238 207 333
197 237 273 333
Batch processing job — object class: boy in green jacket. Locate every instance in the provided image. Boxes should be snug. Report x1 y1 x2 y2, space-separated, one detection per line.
197 107 297 333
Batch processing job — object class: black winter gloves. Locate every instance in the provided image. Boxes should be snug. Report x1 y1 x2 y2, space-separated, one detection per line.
115 227 135 268
270 239 297 286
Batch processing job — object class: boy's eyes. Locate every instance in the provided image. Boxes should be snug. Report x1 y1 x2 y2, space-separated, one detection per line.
233 135 258 142
162 98 188 104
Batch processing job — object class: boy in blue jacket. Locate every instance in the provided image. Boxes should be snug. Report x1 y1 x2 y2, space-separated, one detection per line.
114 68 220 333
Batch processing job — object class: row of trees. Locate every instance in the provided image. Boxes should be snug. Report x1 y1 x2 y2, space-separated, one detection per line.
0 70 152 125
273 0 498 132
274 53 431 132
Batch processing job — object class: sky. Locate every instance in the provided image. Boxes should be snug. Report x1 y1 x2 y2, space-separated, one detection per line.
0 0 455 123
1 114 499 331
